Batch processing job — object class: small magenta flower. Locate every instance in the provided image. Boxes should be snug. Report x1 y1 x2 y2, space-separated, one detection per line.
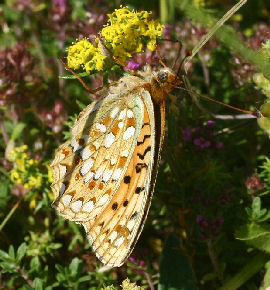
139 260 146 267
216 141 223 149
182 128 192 142
245 174 264 192
129 256 136 263
124 61 140 71
206 120 215 128
163 24 170 35
196 215 203 223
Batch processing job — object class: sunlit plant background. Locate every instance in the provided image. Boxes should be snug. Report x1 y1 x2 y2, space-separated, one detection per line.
1 0 270 289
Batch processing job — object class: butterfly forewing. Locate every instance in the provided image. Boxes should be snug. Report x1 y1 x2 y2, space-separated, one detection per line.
82 88 157 267
51 90 145 223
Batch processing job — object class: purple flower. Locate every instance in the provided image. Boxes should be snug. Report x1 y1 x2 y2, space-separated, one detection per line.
206 120 215 128
194 137 211 149
216 141 223 149
196 215 203 223
182 128 192 142
124 61 140 71
163 25 170 35
129 256 136 263
139 260 146 267
53 0 66 7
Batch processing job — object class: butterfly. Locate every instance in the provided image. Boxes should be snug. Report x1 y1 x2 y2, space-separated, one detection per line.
50 56 182 267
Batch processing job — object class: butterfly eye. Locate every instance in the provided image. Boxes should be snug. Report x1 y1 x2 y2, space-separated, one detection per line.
157 71 168 83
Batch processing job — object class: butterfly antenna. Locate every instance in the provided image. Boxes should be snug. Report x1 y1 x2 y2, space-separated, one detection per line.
177 86 262 118
97 34 136 75
176 50 193 76
156 43 168 68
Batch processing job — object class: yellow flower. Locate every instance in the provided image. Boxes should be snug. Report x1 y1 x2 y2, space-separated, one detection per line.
66 7 163 73
67 39 106 73
29 194 38 209
47 165 54 183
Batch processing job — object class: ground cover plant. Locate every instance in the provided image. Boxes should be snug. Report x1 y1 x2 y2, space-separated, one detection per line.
1 0 270 289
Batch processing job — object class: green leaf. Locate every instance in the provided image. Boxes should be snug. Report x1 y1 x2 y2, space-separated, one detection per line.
235 223 270 253
0 261 17 273
8 245 15 260
33 278 43 290
69 257 81 278
218 253 267 290
158 234 198 290
30 256 41 272
0 249 9 261
10 122 26 141
16 242 27 263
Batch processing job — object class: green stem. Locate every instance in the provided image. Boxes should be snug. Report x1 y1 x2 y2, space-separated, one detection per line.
0 196 23 232
218 252 268 290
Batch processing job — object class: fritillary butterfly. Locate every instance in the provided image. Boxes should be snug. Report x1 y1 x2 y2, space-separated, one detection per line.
51 65 181 267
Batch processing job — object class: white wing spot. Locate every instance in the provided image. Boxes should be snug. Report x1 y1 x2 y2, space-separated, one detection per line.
97 194 109 206
71 139 82 152
112 168 122 181
123 126 135 140
109 231 118 242
118 110 126 120
80 147 93 160
71 200 83 212
121 149 129 157
82 200 95 212
110 107 119 118
95 166 105 180
115 236 125 247
59 165 67 178
59 183 66 195
62 194 72 206
104 132 115 148
127 109 134 118
127 219 136 231
93 140 100 149
96 123 106 133
84 171 94 183
103 170 113 182
80 158 94 176
118 121 124 129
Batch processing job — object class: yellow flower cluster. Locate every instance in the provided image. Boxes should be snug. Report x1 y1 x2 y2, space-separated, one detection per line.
67 7 163 73
67 39 106 73
9 145 42 190
101 7 163 61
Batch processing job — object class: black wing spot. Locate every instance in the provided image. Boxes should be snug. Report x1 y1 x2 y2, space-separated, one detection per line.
137 135 151 146
137 146 151 160
130 211 138 220
123 200 128 207
112 202 118 210
135 187 145 194
124 176 131 183
135 163 148 173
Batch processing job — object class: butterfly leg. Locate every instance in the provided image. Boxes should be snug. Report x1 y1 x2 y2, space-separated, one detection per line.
60 58 119 94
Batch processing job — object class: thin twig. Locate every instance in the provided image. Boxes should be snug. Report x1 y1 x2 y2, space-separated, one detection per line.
143 269 155 290
0 114 9 144
206 239 224 284
15 265 33 287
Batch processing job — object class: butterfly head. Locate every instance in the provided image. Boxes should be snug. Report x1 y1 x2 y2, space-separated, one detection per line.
151 68 182 103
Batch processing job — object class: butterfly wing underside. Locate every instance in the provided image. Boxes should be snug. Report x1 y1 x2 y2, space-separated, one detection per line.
51 85 165 267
